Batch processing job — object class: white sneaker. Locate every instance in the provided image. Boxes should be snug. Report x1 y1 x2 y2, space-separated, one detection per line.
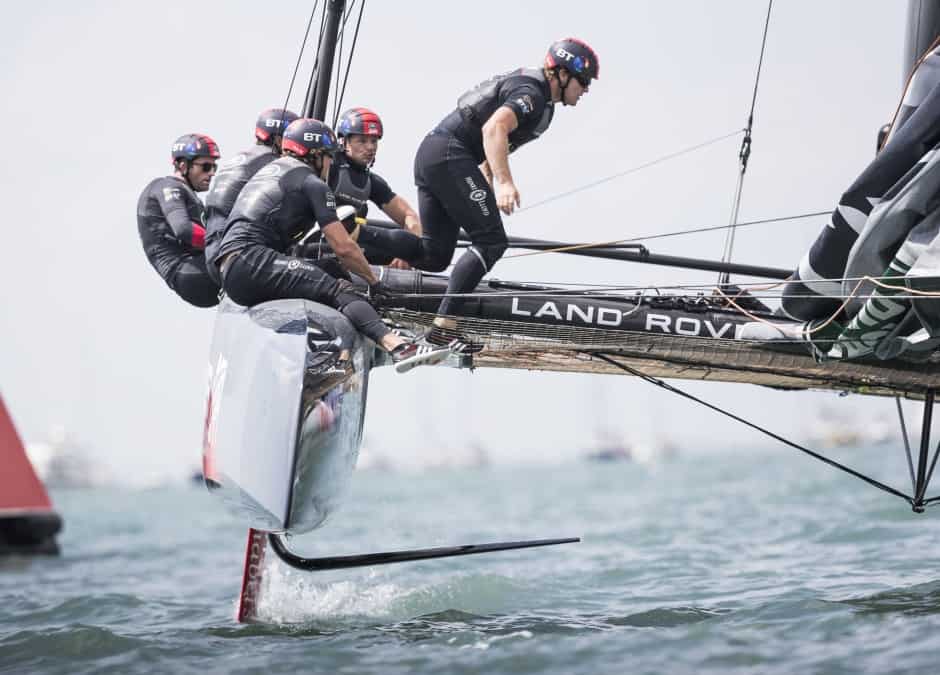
391 340 455 374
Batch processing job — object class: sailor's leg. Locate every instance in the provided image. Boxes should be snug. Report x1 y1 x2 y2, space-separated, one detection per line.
433 152 506 317
783 80 940 320
221 245 344 306
222 246 400 348
355 224 424 263
331 289 392 345
170 253 221 308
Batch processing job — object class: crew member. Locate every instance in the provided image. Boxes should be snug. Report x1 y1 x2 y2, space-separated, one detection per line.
204 108 299 285
215 118 454 372
355 38 599 342
330 107 421 268
137 134 221 307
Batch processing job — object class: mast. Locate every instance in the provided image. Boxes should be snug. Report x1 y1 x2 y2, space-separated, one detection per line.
303 0 347 120
905 0 940 77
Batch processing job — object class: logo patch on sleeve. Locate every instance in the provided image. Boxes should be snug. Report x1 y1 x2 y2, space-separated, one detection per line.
515 94 534 114
163 187 182 202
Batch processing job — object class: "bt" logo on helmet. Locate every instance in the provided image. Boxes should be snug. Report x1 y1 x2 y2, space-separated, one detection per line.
304 132 322 142
554 47 575 62
265 119 285 128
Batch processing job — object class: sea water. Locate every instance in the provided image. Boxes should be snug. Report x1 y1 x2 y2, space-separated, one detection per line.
2 443 939 674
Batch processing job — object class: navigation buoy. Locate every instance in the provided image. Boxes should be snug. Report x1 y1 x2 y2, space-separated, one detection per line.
0 396 62 556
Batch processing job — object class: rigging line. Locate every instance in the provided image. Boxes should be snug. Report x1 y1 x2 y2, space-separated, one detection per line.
282 0 320 114
303 2 330 115
919 437 940 503
517 129 744 213
590 352 914 504
330 0 355 125
332 0 365 127
896 396 916 493
500 209 828 260
718 0 773 285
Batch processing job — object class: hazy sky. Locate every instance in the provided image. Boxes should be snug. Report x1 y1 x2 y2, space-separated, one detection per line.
0 1 914 481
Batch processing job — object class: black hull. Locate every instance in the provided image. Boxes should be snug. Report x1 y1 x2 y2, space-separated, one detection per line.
377 269 940 397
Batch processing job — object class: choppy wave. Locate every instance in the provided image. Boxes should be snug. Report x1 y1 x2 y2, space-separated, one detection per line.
3 453 940 674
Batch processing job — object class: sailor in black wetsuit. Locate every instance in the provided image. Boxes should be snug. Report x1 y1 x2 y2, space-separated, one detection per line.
204 107 299 285
215 118 455 372
330 107 422 268
355 38 599 343
136 134 221 307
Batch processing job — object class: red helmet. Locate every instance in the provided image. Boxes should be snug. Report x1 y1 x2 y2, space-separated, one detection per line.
336 107 383 139
171 133 220 161
255 108 299 143
544 38 599 84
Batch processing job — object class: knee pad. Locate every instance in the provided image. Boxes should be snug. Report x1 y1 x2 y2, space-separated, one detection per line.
416 238 453 273
470 238 507 271
331 279 368 310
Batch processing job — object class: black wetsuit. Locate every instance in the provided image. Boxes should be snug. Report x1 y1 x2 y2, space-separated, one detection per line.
216 156 390 343
204 145 278 284
782 46 940 320
325 151 397 264
356 67 554 315
136 176 220 307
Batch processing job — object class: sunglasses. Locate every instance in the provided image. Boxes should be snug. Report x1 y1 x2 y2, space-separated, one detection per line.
192 161 217 172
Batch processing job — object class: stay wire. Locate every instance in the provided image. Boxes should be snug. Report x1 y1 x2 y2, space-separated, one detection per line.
719 0 773 285
518 129 744 213
282 1 320 115
332 0 365 127
500 209 828 261
330 0 353 125
304 3 330 115
590 352 914 505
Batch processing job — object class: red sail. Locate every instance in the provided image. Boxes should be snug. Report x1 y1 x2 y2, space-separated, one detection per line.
0 395 53 513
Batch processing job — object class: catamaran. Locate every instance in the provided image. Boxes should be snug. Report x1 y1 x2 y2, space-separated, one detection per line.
201 0 940 622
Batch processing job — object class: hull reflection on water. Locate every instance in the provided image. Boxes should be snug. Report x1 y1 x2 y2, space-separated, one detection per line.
202 298 371 534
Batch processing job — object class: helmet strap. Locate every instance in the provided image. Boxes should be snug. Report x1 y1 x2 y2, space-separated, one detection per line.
175 159 198 190
557 69 573 107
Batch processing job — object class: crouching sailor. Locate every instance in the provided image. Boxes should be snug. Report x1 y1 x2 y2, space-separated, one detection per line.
214 118 455 373
136 134 222 307
204 107 299 285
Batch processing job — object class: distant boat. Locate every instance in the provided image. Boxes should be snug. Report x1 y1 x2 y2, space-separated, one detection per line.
584 446 632 463
807 406 895 450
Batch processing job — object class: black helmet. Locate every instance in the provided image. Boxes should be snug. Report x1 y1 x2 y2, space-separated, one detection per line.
281 118 339 157
171 133 221 161
255 108 299 143
544 38 600 84
336 107 384 139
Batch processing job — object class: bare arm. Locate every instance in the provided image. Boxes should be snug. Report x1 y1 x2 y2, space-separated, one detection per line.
321 220 378 284
479 160 493 186
481 107 520 214
381 195 422 236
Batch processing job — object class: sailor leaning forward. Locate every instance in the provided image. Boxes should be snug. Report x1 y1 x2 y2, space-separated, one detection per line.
354 38 599 344
214 118 453 372
136 134 222 307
